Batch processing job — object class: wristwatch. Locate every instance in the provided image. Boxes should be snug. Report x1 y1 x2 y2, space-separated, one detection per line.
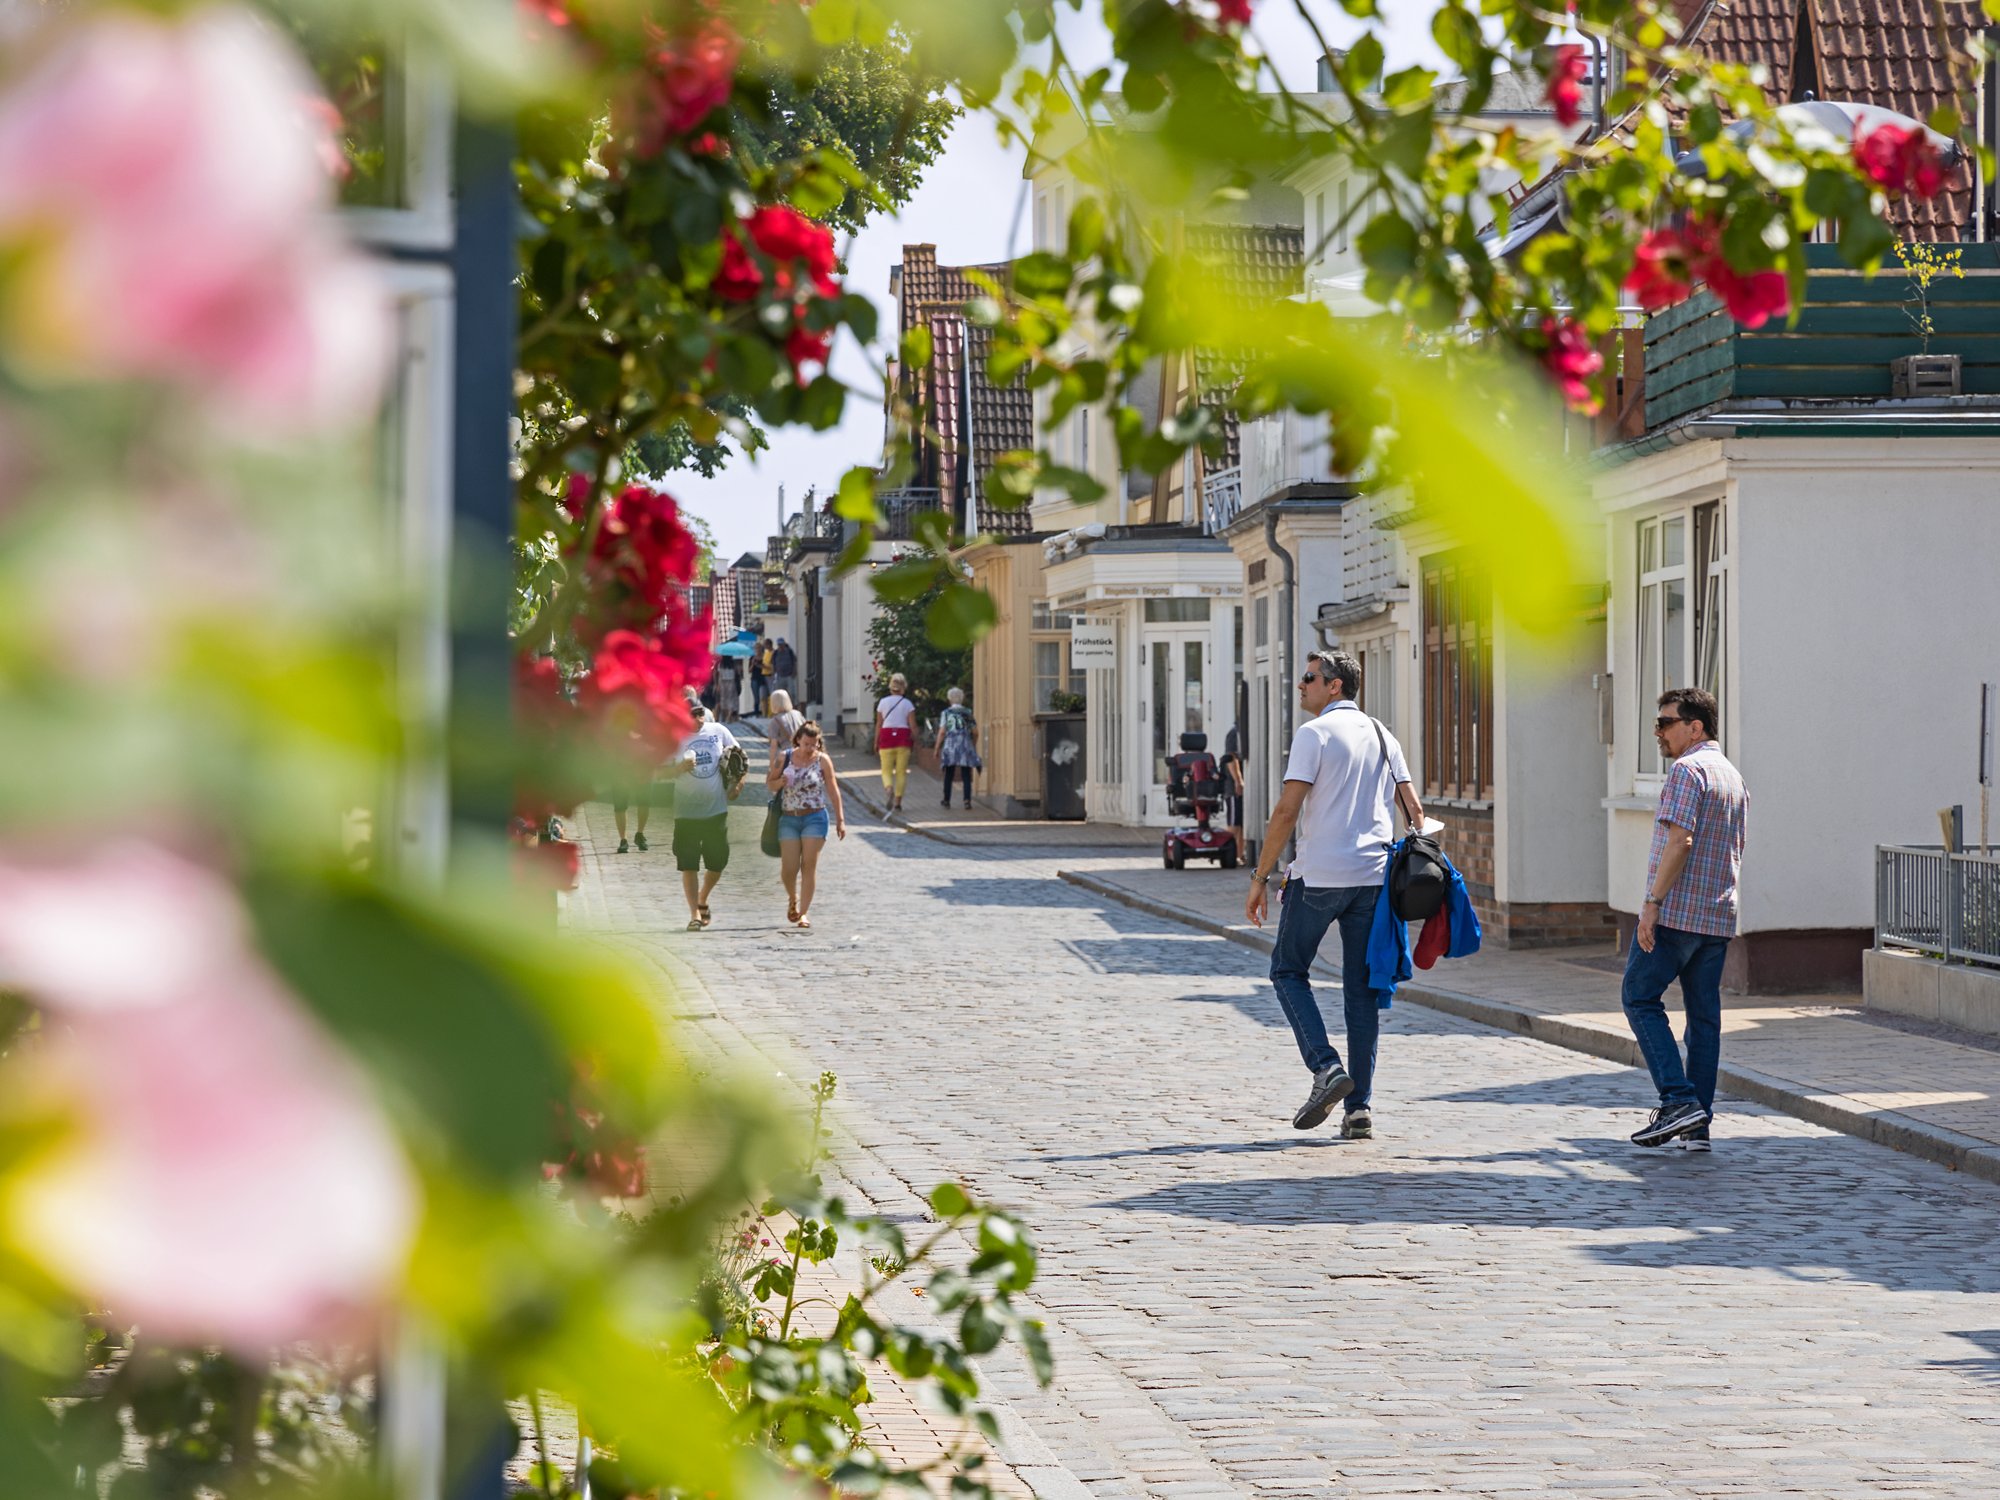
1252 870 1280 886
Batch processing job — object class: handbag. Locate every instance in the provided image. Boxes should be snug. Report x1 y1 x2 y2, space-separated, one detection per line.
1368 717 1449 921
759 750 786 858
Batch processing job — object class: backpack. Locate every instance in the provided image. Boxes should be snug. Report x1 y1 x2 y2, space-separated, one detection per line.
1366 717 1451 921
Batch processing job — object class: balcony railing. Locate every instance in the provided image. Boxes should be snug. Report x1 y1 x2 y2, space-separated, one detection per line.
1201 465 1243 536
777 507 845 564
1877 845 2000 970
877 486 945 541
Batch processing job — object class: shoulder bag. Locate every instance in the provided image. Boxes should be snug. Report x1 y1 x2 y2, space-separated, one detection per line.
1369 717 1450 922
760 749 786 858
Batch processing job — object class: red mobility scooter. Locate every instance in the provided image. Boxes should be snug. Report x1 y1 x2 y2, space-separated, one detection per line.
1162 732 1239 870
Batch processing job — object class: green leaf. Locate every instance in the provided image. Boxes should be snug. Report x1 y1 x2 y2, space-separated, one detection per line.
1342 34 1384 93
1012 252 1074 298
1838 209 1894 270
1382 66 1439 110
1018 1318 1055 1386
835 466 879 524
903 325 934 369
246 874 566 1179
1357 212 1420 278
928 1182 972 1218
871 557 940 605
923 582 998 650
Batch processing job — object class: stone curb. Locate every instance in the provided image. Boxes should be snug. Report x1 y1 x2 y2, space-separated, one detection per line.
1056 868 2000 1188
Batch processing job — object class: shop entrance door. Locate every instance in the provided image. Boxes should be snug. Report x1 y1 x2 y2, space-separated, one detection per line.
1145 629 1211 820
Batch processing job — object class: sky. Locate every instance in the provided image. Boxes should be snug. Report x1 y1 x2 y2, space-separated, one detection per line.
677 3 1455 570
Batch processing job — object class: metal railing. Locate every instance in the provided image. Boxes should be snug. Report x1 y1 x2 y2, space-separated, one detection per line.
1202 465 1242 536
778 507 845 563
876 486 944 541
1876 845 2000 969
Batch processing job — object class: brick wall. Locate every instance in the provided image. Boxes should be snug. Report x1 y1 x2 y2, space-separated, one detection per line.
1433 805 1617 950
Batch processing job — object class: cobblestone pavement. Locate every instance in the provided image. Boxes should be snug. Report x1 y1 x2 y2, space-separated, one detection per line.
570 764 2000 1500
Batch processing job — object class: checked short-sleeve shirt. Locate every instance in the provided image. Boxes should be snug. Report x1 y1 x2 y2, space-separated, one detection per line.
1648 740 1749 937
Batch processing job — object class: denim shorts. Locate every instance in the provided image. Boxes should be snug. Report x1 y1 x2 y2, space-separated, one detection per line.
778 809 830 841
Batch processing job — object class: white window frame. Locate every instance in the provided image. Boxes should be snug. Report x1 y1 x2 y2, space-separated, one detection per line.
1335 180 1349 254
1634 500 1726 781
342 41 454 255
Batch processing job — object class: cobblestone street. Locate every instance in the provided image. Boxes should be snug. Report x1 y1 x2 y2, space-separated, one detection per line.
571 769 2000 1499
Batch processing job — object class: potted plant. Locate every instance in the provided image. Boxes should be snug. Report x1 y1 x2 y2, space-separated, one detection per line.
1891 239 1965 398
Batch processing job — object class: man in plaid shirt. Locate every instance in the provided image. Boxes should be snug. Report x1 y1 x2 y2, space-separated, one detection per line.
1623 686 1749 1150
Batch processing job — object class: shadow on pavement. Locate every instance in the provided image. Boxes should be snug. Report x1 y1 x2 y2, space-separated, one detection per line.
920 877 1096 908
1933 1330 2000 1385
1095 1136 2000 1293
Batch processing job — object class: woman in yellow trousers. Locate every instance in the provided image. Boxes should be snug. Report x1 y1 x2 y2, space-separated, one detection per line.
873 672 917 816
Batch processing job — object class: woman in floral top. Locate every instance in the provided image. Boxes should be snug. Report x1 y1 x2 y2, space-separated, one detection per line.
763 719 845 931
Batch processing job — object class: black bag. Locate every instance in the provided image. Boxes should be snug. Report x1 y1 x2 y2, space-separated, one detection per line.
1388 833 1451 921
1367 717 1451 922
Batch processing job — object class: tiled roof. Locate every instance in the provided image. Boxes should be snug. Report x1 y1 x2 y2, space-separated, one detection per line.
892 246 1036 537
897 245 1009 336
967 319 1036 535
1182 223 1306 469
1687 0 1979 238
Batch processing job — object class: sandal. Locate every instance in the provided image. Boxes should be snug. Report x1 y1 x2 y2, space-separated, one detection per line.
697 904 712 928
686 917 703 931
796 914 812 931
787 897 800 923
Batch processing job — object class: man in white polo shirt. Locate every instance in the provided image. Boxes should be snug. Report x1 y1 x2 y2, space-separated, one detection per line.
1247 649 1423 1139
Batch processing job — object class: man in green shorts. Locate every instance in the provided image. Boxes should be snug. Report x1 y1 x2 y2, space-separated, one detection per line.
663 706 742 930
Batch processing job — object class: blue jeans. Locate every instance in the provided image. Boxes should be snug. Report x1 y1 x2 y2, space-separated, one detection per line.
778 809 830 841
1269 881 1382 1108
1621 924 1731 1111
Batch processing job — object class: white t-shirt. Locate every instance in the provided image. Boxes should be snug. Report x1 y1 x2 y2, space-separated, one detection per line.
876 694 917 732
1282 701 1410 888
674 721 740 820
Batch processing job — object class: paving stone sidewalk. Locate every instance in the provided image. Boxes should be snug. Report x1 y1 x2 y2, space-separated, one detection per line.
808 733 2000 1186
564 751 2000 1499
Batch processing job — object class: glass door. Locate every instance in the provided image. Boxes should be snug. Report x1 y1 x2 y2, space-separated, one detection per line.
1147 630 1211 816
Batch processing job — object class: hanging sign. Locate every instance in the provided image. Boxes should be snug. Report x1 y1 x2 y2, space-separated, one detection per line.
1069 621 1118 668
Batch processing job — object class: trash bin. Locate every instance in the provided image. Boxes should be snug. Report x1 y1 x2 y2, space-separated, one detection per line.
1036 712 1087 821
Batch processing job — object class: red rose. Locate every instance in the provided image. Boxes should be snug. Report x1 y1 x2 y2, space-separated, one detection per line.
1545 44 1588 130
1854 123 1949 200
1632 217 1791 329
1538 314 1603 414
1216 0 1253 25
746 204 837 281
579 630 697 761
714 231 762 302
1704 260 1790 328
650 20 737 138
786 320 833 379
515 837 581 891
1624 227 1695 313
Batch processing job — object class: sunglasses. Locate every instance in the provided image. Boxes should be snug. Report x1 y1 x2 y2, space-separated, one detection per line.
1653 715 1688 731
1299 672 1322 686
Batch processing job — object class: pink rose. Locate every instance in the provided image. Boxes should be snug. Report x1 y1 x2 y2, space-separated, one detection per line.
0 844 416 1350
0 6 387 434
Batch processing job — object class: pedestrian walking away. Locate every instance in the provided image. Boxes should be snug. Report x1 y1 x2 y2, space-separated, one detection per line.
767 719 846 931
771 637 797 704
935 686 981 809
661 706 744 930
1246 648 1423 1140
874 673 917 815
610 771 655 854
1621 687 1749 1151
1220 724 1246 858
766 688 805 757
750 639 768 716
